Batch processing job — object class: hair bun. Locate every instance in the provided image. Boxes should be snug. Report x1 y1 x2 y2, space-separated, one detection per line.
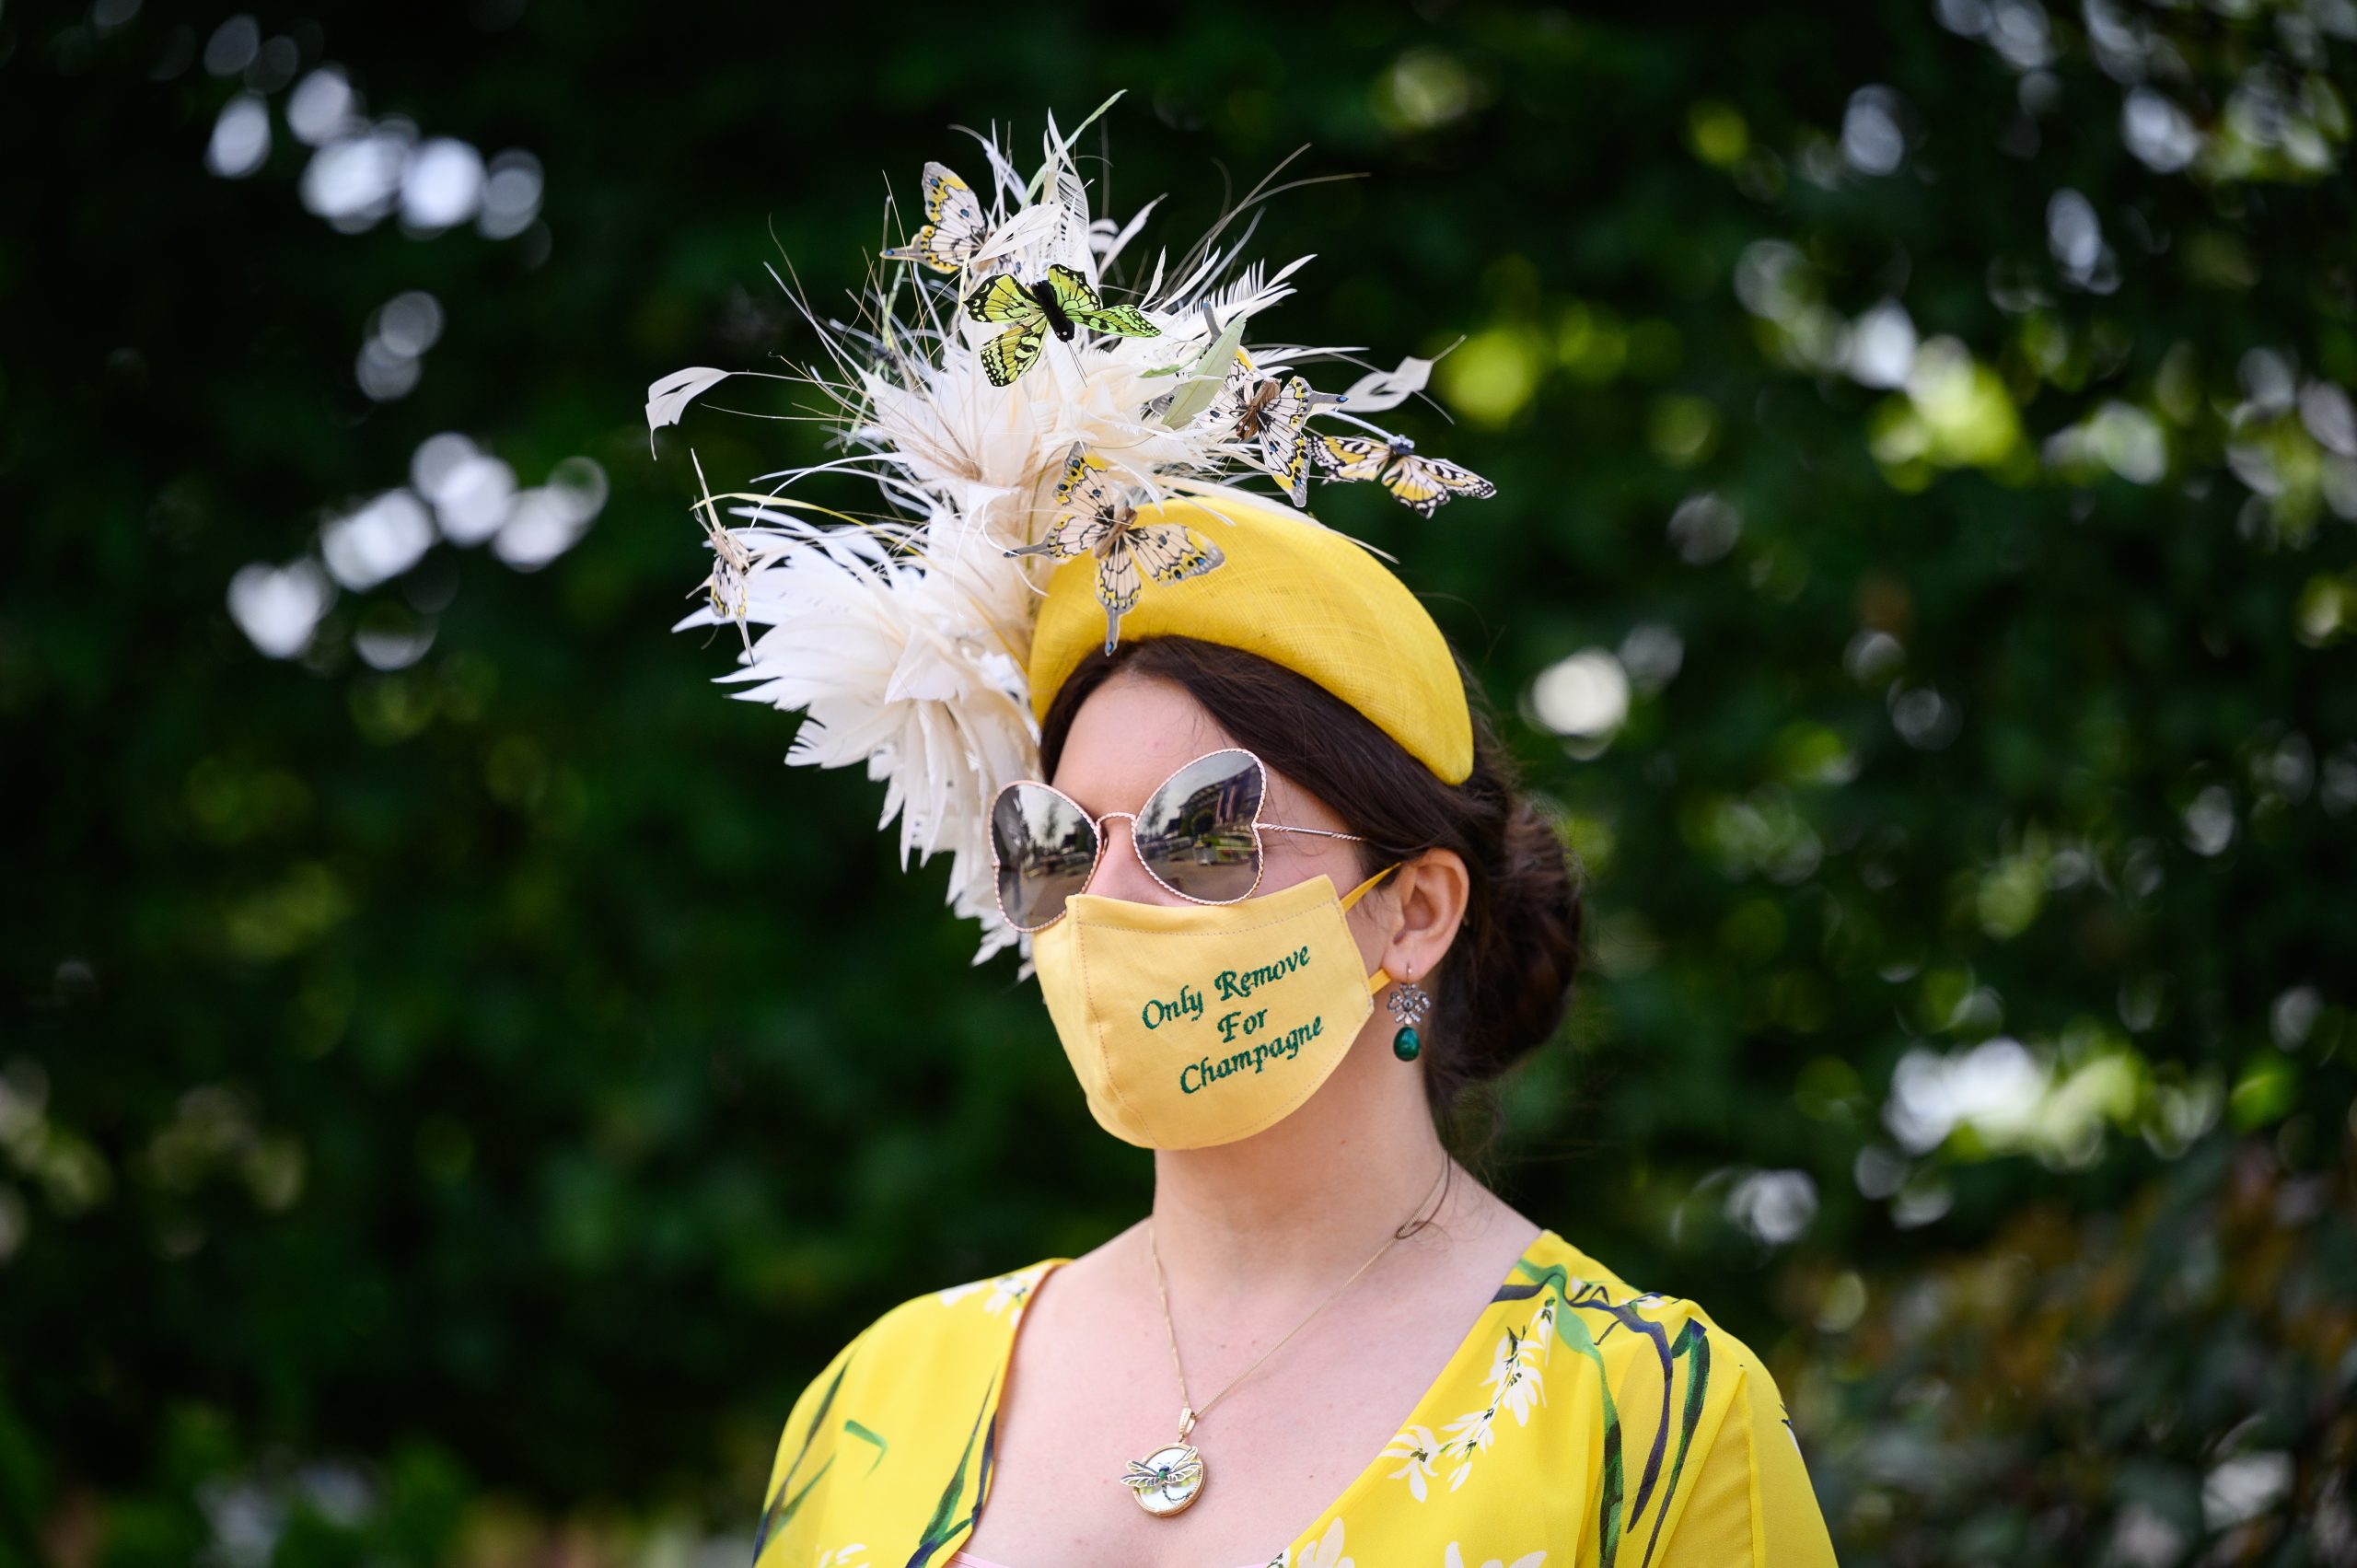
1448 793 1584 1093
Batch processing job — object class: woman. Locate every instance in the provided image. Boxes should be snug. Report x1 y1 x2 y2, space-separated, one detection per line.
661 115 1838 1566
744 493 1840 1568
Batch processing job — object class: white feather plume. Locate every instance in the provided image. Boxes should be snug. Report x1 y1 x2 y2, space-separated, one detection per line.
658 105 1424 960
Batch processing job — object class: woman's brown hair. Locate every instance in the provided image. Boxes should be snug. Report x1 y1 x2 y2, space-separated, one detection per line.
1038 635 1584 1152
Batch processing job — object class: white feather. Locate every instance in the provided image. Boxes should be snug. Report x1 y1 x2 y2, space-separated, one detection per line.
645 367 733 450
1338 353 1439 413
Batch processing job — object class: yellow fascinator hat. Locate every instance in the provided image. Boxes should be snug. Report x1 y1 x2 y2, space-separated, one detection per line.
1026 492 1475 785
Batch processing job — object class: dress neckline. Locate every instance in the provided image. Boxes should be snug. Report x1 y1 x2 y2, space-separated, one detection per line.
956 1224 1573 1564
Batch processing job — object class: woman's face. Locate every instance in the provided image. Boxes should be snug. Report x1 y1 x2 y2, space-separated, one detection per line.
1048 672 1366 909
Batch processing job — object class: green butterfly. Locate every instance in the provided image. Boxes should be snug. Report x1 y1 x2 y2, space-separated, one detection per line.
962 263 1160 387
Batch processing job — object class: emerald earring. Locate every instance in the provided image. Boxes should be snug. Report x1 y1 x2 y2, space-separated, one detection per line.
1387 965 1433 1062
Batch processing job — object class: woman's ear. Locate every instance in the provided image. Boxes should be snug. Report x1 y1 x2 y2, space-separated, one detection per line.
1376 848 1470 984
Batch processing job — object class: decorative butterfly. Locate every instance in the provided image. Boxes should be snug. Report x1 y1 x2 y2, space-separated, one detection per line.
685 450 757 652
1207 362 1342 506
1311 432 1497 517
1004 443 1225 654
882 162 991 274
963 264 1161 387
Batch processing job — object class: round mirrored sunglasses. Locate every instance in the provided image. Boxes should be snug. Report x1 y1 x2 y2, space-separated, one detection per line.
988 747 1368 933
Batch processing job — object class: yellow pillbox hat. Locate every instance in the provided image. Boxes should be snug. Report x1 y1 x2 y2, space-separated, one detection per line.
1026 491 1475 784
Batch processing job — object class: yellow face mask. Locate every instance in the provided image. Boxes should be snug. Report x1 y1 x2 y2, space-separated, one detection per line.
1029 868 1396 1150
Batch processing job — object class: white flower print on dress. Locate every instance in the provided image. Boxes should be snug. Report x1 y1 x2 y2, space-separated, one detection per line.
813 1546 869 1568
982 1266 1045 1316
1439 1403 1496 1491
1289 1517 1352 1568
1527 1289 1559 1351
934 1263 1048 1315
1484 1318 1547 1427
1388 1291 1556 1499
1380 1423 1441 1502
1442 1546 1545 1568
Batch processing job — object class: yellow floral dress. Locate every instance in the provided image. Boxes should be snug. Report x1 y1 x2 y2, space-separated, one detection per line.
753 1228 1839 1568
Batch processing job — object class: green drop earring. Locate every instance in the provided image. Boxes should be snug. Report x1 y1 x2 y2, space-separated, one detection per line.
1387 964 1433 1062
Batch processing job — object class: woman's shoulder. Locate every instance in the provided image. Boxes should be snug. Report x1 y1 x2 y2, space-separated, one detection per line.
812 1255 1070 1388
1496 1231 1834 1562
753 1256 1073 1565
1524 1228 1801 1439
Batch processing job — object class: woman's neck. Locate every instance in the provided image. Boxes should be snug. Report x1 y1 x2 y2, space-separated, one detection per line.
1143 1018 1461 1297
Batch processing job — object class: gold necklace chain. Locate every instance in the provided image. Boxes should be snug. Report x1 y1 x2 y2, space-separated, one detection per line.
1147 1153 1454 1443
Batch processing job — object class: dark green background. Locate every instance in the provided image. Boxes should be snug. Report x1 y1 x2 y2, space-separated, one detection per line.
6 3 2353 1564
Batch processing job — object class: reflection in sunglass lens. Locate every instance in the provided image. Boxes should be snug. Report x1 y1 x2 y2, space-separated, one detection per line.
1134 749 1264 903
993 784 1098 931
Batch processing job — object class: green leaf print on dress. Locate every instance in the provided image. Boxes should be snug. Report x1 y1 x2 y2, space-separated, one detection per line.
1576 1290 1713 1568
1402 1260 1726 1568
844 1418 889 1474
904 1365 1000 1568
752 1357 849 1563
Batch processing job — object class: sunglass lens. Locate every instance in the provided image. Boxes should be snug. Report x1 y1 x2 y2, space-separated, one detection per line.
993 783 1097 930
1134 750 1263 902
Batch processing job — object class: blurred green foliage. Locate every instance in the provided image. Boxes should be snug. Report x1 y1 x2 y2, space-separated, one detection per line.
5 2 2354 1565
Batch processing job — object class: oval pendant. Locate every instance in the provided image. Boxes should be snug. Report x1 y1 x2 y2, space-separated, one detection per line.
1121 1442 1206 1516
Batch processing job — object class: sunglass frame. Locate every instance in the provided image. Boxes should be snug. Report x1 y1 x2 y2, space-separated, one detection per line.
987 746 1366 933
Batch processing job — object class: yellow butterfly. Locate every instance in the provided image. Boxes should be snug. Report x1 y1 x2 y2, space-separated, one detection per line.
1004 444 1225 653
963 264 1161 387
882 162 991 274
1207 363 1341 506
1312 432 1497 517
